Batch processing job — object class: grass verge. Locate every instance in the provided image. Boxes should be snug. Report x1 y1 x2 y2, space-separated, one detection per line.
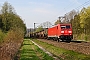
33 39 90 60
20 39 54 60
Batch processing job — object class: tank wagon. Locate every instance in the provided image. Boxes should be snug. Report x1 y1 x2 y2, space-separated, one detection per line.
30 24 73 42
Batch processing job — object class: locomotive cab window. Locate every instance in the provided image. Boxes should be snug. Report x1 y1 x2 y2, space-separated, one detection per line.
61 25 70 29
66 25 70 29
61 26 66 29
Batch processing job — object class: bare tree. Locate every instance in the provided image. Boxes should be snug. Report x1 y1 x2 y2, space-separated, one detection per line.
37 21 52 28
62 10 78 23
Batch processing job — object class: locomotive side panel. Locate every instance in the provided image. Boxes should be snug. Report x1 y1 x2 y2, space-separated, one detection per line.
48 25 58 38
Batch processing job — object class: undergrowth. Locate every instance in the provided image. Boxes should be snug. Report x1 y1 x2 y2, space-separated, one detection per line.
33 39 90 60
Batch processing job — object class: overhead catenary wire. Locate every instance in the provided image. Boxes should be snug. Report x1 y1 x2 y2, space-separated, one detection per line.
50 0 78 24
75 0 90 11
50 0 90 26
50 1 79 24
63 0 79 13
63 0 90 12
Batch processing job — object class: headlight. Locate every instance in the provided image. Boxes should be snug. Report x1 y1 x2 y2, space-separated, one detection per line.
61 31 64 33
68 31 72 33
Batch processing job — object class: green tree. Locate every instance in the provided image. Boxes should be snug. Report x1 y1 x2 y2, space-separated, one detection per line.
80 7 90 34
70 6 90 40
1 2 16 31
83 7 90 34
79 7 86 29
71 15 80 34
0 2 26 33
0 15 3 30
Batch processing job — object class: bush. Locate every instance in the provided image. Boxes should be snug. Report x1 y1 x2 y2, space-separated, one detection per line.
4 28 24 43
85 35 88 41
0 30 5 43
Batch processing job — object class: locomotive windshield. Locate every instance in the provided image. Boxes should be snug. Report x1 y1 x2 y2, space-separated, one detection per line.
66 25 70 29
61 26 66 29
61 25 70 29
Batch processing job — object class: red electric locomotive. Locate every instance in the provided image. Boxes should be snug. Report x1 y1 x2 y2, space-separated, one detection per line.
48 24 73 42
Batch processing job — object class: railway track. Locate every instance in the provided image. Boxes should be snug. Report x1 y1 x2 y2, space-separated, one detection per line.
37 39 90 55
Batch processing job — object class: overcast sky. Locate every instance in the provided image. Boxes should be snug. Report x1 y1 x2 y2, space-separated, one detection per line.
0 0 90 28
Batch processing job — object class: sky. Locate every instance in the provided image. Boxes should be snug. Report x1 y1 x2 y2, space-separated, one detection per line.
0 0 90 28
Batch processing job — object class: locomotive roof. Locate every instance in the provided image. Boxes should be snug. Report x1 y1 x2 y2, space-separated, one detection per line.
57 23 71 25
52 23 71 27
